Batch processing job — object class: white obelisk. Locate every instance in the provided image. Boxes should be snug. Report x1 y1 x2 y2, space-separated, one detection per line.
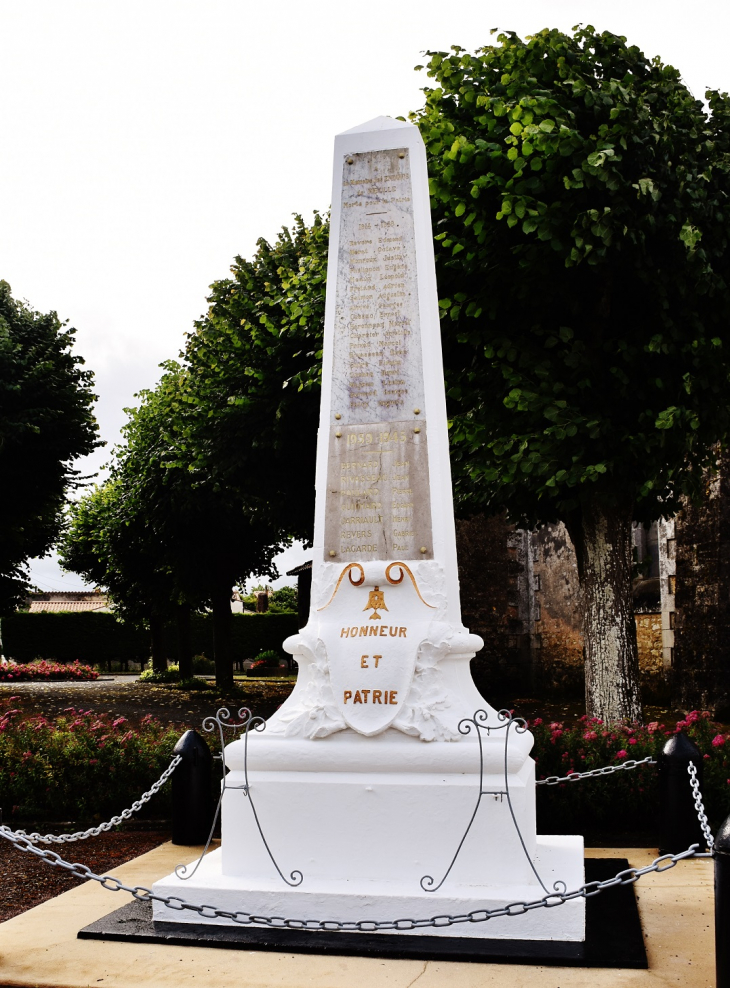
152 118 585 942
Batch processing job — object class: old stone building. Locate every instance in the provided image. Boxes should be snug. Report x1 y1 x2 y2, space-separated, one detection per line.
672 450 730 714
455 514 668 699
456 466 730 713
454 514 529 696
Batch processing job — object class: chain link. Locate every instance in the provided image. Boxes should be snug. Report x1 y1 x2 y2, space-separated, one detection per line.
688 759 714 852
0 823 707 932
0 723 714 931
7 755 182 845
536 755 657 786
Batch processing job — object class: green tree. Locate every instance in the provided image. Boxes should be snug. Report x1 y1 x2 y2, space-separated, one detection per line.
59 479 184 673
412 27 730 721
271 584 298 612
62 363 286 687
0 282 100 612
183 212 328 543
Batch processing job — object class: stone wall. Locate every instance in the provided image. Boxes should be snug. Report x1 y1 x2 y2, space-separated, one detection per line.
635 612 665 698
457 515 668 701
455 513 533 694
674 450 730 715
531 523 583 693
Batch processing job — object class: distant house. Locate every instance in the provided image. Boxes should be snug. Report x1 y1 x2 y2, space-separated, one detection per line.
24 591 112 613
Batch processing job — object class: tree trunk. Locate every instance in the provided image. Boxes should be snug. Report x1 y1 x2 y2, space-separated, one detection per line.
150 614 166 674
176 604 193 680
572 496 643 723
211 583 234 690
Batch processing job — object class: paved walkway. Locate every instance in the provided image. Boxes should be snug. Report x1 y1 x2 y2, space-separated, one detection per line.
1 675 141 686
0 844 714 987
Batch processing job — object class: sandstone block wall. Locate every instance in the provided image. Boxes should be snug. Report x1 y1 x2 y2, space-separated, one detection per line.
673 449 730 714
456 515 666 699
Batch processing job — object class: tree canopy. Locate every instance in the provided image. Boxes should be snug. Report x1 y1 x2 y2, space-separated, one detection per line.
62 361 286 684
58 29 730 718
413 26 730 526
0 282 99 612
60 215 328 684
411 25 730 720
183 211 328 541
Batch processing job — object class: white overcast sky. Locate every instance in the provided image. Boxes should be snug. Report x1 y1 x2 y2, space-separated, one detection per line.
2 0 728 592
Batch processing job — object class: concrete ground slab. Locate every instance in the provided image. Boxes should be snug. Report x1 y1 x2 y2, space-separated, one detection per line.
0 843 714 988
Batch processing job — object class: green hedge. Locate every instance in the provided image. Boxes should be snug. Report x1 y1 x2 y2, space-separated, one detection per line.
1 613 148 665
0 612 299 666
187 612 299 663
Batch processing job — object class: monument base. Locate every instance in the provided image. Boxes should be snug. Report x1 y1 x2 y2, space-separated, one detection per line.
151 836 585 941
84 859 644 967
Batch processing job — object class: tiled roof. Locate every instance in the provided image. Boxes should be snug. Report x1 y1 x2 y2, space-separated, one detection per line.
27 600 112 613
286 561 312 576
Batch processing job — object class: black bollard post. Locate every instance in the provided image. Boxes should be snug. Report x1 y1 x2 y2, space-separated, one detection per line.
715 817 730 988
658 730 706 854
171 730 214 845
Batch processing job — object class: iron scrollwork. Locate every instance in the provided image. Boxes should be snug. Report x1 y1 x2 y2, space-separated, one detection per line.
175 707 303 887
420 708 566 896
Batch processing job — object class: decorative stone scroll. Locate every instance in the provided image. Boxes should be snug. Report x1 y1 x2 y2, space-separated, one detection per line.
317 562 435 736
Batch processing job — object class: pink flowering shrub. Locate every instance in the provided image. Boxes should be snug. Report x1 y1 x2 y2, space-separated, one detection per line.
0 660 97 682
531 710 730 834
0 703 183 821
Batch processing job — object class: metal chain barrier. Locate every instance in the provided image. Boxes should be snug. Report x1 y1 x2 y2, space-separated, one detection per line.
0 823 709 932
688 759 715 852
0 714 717 932
0 711 716 932
536 755 657 786
6 755 182 845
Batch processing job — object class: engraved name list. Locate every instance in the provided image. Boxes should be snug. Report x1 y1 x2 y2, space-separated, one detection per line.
324 147 433 562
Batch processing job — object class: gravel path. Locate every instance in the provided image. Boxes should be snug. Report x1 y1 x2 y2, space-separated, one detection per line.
0 677 294 731
0 829 172 922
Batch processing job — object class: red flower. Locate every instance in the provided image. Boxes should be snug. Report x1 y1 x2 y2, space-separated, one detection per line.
616 750 628 760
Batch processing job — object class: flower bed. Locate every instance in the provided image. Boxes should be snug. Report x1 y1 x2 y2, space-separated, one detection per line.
0 703 182 821
2 698 729 836
532 710 730 835
0 660 98 682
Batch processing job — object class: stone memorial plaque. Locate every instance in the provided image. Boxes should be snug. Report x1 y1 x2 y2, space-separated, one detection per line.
324 421 431 561
324 147 432 562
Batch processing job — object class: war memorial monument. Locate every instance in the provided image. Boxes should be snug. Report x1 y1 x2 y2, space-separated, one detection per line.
152 116 586 944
